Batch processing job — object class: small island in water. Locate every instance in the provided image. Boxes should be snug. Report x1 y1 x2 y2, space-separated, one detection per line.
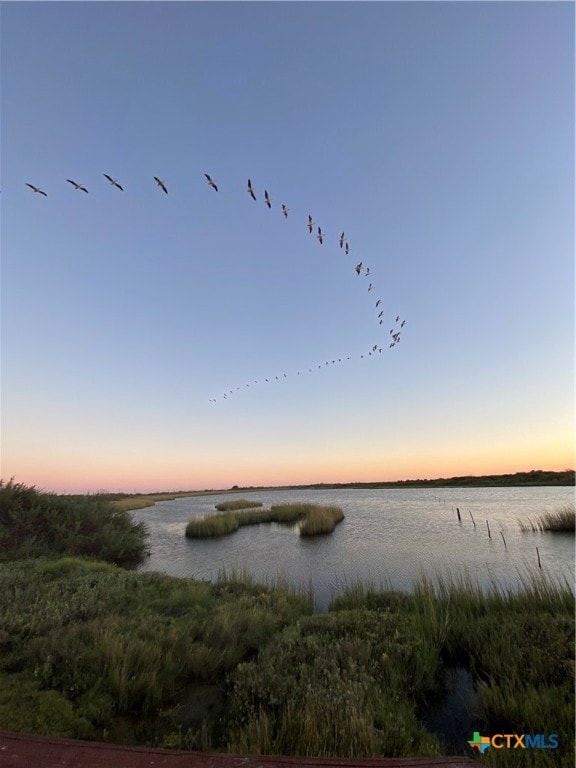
186 502 344 538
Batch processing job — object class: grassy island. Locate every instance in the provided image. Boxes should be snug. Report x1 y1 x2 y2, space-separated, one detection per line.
185 503 344 539
214 499 264 512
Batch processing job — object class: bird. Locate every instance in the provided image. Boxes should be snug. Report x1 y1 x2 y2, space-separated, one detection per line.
247 179 256 200
355 262 363 275
26 183 47 196
365 268 371 276
281 204 289 218
264 190 271 208
154 176 168 194
376 299 381 307
205 173 218 191
317 227 324 244
339 232 346 248
103 174 123 191
378 311 384 318
396 315 400 322
345 242 350 255
67 179 88 193
307 215 314 233
401 320 406 327
368 283 373 291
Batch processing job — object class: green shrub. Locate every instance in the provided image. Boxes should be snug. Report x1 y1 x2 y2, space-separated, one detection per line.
0 479 148 567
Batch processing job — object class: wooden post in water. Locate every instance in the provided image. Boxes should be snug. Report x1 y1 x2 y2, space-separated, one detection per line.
500 531 507 548
469 510 476 528
456 507 461 522
486 520 491 539
536 546 542 568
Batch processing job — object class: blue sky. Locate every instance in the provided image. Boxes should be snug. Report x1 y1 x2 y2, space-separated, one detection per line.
1 1 574 493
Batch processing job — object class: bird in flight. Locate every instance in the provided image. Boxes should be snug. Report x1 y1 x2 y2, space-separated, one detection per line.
317 227 324 244
264 190 271 208
368 283 373 291
154 176 168 194
376 299 381 307
205 173 218 191
339 232 346 248
355 262 363 275
247 179 256 200
281 204 289 218
67 179 88 193
103 174 123 191
26 183 47 196
345 242 350 255
307 215 314 233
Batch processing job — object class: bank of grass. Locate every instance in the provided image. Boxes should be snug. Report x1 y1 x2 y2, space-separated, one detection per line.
215 500 264 512
519 503 575 533
185 503 344 539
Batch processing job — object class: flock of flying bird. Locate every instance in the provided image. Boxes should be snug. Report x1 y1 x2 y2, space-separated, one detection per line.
24 172 406 402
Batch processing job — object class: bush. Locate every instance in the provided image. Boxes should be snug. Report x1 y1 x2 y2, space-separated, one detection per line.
0 479 148 567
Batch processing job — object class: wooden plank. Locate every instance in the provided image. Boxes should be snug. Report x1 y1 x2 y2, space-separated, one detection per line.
0 731 474 768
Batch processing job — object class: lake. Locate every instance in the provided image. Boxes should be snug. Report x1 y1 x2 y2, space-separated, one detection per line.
131 486 575 611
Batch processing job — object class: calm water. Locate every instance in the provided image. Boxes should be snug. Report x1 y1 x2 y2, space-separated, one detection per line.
131 487 575 611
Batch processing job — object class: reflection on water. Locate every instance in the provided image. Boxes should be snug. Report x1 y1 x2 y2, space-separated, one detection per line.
131 487 575 611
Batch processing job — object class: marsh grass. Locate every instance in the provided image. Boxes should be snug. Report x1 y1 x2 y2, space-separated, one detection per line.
519 503 575 533
185 503 344 539
0 555 573 762
185 513 239 538
215 500 263 512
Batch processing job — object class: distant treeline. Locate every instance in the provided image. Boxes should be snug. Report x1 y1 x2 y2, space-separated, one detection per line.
231 469 575 491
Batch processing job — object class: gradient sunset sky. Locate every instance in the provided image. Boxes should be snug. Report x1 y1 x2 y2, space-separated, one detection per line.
1 1 574 494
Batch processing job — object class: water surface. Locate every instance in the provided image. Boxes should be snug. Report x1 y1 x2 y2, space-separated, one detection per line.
131 487 574 610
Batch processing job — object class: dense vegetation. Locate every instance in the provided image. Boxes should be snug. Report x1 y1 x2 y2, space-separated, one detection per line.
0 559 572 764
0 479 148 567
185 503 344 538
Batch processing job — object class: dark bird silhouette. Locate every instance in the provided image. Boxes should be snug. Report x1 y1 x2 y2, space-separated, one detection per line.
396 315 400 322
368 283 373 291
355 262 363 275
339 232 346 248
401 320 406 327
247 179 256 200
205 173 218 191
345 242 350 255
154 176 168 194
264 190 271 208
103 174 123 190
281 204 289 218
317 227 324 244
307 215 314 233
67 179 88 193
26 183 47 196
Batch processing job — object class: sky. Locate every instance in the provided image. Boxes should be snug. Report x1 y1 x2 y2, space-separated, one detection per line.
1 1 574 494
